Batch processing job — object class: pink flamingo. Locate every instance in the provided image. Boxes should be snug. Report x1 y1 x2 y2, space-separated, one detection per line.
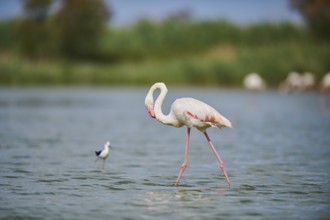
319 73 330 112
145 82 233 187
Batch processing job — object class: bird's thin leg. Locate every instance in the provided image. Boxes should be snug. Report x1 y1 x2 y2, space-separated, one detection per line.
94 158 98 168
102 160 105 170
204 132 232 188
175 127 191 186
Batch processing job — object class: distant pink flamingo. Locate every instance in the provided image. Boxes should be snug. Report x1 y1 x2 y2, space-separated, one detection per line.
243 73 265 91
319 73 330 112
145 82 233 187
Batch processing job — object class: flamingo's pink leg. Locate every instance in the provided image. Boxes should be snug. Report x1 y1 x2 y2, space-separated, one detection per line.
204 132 232 188
319 93 325 112
175 127 191 186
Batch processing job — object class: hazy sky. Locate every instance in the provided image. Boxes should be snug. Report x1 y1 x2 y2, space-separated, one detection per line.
0 0 302 25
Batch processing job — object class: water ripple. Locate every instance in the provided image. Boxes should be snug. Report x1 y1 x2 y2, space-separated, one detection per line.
0 88 329 220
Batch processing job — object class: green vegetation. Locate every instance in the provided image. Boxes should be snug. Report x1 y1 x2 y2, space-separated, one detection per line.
0 4 329 86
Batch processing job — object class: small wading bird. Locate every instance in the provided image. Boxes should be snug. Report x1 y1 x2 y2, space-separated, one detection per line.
94 141 112 169
145 82 233 187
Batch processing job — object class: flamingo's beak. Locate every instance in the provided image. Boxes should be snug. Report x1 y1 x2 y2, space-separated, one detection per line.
147 106 155 118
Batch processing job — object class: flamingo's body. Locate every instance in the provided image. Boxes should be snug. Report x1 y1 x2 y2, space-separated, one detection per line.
320 73 330 92
243 73 265 91
319 73 330 111
145 82 232 187
301 72 315 90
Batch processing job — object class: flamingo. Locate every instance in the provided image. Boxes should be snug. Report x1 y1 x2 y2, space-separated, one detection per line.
319 73 330 111
145 82 233 187
243 73 265 91
301 72 315 90
279 72 303 93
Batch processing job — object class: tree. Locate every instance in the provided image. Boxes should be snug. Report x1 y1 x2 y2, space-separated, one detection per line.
17 0 53 59
53 0 111 59
290 0 330 39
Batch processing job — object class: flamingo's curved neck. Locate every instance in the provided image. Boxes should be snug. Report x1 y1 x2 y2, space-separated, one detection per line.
152 83 179 127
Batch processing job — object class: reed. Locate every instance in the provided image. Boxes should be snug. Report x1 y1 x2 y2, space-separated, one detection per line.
0 19 329 86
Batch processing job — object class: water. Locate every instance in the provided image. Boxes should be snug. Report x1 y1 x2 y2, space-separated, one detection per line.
0 87 329 219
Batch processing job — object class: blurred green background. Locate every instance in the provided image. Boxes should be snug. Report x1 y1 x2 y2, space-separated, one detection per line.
0 0 329 87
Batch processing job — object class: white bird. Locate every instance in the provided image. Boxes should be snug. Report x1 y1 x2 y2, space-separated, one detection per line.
320 72 330 92
319 73 330 111
279 72 303 92
243 73 265 91
94 141 112 169
145 82 233 187
301 72 315 90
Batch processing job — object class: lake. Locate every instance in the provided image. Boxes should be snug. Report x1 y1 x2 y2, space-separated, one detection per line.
0 87 329 219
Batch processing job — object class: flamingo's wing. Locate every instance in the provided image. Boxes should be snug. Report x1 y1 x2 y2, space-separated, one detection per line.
172 98 232 131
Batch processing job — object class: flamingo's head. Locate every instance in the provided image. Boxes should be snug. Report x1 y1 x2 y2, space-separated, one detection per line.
144 95 155 118
147 105 155 118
